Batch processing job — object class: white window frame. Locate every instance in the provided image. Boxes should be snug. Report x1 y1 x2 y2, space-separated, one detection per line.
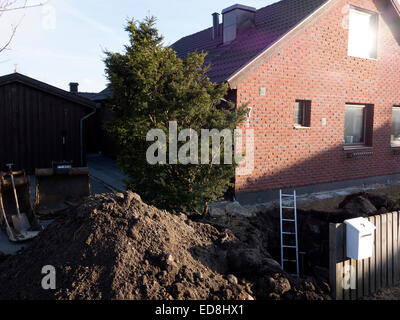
344 104 367 145
391 106 400 147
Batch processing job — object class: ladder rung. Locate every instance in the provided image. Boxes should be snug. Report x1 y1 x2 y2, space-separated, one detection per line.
280 190 299 278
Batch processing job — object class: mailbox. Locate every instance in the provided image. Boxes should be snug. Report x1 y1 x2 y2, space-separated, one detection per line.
344 217 376 260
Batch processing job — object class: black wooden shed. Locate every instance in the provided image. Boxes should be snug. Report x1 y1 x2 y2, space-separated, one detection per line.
0 73 96 174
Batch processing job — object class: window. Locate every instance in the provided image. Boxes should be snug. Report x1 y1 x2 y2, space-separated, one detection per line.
392 106 400 145
294 100 311 127
348 8 378 59
394 0 400 14
344 104 371 145
344 105 365 144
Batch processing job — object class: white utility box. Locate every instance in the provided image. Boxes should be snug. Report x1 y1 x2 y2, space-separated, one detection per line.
344 217 376 260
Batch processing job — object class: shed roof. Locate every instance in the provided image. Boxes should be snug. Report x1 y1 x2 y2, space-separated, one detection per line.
91 87 113 101
0 73 96 109
78 92 99 100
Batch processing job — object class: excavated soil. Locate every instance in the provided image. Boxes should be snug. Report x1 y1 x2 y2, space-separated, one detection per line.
0 192 330 300
362 286 400 300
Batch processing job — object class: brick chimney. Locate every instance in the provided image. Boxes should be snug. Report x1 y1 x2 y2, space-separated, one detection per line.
222 4 256 44
69 82 79 94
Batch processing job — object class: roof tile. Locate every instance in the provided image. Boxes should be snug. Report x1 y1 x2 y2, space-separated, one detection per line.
172 0 329 83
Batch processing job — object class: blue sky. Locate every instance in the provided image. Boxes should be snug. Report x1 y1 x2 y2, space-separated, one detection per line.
0 0 279 93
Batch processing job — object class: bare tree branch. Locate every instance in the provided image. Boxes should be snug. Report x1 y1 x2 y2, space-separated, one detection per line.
0 0 47 54
0 0 47 12
0 23 18 53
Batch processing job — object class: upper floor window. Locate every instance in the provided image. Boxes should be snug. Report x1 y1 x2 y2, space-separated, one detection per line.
392 106 400 146
348 8 378 59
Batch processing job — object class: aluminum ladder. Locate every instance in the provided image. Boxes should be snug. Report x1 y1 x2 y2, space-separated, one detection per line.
279 190 300 278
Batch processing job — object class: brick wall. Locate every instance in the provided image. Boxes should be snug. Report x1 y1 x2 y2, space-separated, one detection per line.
235 0 400 195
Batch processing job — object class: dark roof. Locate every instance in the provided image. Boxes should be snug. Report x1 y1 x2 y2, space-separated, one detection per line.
78 92 99 100
172 0 329 83
91 87 113 101
0 73 96 109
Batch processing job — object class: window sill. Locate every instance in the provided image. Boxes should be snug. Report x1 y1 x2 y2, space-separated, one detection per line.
343 145 373 151
294 125 311 130
348 54 378 61
391 144 400 148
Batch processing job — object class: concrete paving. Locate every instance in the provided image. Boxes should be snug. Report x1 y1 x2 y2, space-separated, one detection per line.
87 154 127 192
0 231 28 255
0 220 52 255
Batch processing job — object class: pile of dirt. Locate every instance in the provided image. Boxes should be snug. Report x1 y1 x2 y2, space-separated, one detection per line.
362 286 400 300
0 192 330 300
274 192 399 274
339 192 397 218
0 252 7 264
207 211 331 297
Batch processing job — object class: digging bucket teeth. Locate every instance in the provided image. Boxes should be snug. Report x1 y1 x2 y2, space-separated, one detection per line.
34 162 91 219
0 171 42 242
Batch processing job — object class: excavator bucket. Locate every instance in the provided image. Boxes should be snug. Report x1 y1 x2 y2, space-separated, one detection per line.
34 162 91 219
0 171 42 242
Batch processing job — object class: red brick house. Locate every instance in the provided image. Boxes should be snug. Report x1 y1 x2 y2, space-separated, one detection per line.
173 0 400 204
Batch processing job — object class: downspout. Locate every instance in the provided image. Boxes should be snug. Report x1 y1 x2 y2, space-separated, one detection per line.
80 104 97 167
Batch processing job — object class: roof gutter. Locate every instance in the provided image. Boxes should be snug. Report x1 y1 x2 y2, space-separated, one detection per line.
80 104 97 166
227 0 335 88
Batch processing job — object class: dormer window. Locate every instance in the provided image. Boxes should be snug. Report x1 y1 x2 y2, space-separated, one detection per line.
348 7 378 59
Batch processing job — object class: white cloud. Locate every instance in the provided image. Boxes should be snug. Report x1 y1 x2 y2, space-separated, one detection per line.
79 77 105 92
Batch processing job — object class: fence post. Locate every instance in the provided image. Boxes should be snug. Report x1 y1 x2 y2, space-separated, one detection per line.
393 212 399 284
368 216 376 294
330 223 344 300
382 214 388 288
388 213 393 287
376 214 382 291
397 212 400 284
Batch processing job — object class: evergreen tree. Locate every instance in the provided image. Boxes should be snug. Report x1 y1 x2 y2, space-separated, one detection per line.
105 17 247 214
